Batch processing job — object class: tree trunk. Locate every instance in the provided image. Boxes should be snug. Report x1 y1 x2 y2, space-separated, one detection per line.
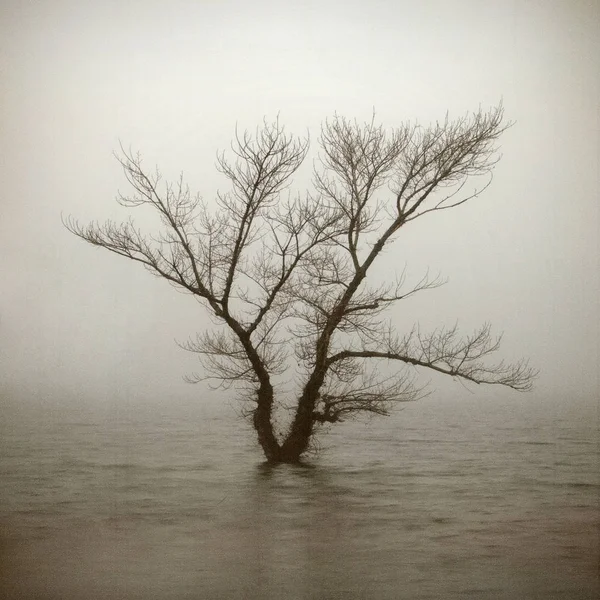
253 383 318 464
253 403 314 464
279 389 318 462
279 423 312 463
252 386 283 462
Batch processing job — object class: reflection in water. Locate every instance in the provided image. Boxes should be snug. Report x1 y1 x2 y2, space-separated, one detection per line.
245 463 354 598
0 397 598 599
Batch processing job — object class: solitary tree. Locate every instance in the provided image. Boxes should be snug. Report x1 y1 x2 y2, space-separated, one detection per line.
65 105 536 463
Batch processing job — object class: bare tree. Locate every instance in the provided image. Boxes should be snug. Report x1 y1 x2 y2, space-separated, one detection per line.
65 105 537 463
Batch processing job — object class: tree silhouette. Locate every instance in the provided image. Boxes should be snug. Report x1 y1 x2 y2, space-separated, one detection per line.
65 104 536 463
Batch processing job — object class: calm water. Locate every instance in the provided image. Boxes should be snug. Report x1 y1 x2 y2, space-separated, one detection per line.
1 395 598 599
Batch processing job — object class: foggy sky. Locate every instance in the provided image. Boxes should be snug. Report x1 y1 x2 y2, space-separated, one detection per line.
1 0 598 412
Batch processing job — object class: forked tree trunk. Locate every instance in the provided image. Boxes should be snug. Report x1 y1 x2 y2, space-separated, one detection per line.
253 392 317 464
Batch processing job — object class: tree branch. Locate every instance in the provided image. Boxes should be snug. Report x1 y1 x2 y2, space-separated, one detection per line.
326 323 537 391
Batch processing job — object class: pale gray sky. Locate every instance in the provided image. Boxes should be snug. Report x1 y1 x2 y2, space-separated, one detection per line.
1 0 598 411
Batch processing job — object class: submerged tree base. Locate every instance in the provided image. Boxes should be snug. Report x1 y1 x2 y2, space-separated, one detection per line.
267 454 304 465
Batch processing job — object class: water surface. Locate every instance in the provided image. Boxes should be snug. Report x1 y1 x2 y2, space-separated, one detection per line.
1 395 598 599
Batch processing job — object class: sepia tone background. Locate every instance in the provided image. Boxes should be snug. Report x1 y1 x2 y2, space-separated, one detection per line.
1 1 598 598
1 0 598 408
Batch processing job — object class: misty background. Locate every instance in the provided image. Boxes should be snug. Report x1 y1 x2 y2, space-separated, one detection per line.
1 0 598 421
1 2 599 599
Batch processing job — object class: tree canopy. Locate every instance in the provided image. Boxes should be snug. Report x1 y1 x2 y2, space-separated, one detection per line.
65 104 536 463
